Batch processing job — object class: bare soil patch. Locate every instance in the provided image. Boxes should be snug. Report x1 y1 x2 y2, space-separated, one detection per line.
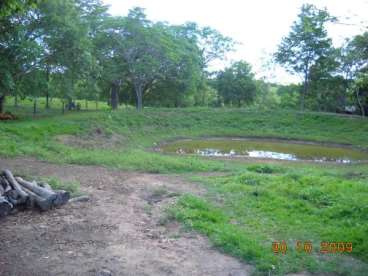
56 128 124 149
0 157 252 276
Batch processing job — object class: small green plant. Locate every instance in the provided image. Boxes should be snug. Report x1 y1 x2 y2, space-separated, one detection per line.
247 164 285 174
41 177 82 197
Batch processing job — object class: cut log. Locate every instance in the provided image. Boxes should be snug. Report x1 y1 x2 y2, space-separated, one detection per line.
21 186 54 211
38 182 53 191
3 170 28 203
1 177 12 193
53 190 70 206
15 177 57 200
4 190 23 206
0 196 13 217
69 195 89 203
31 181 69 206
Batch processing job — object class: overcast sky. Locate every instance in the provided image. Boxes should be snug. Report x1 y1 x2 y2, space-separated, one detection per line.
102 0 368 84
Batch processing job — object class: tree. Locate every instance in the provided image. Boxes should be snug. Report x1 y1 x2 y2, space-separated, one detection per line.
275 4 335 111
216 61 256 107
0 6 42 113
177 22 234 105
0 0 39 17
340 32 368 116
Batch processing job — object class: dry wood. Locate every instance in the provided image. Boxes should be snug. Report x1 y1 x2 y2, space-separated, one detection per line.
21 186 54 211
3 170 28 203
39 182 53 191
0 170 82 217
69 195 89 203
53 190 70 206
15 177 57 201
0 196 13 217
0 183 4 196
1 177 12 193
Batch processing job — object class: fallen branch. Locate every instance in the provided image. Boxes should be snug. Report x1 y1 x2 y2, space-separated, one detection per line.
69 195 89 203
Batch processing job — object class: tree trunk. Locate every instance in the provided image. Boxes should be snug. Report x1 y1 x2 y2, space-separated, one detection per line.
85 99 88 110
67 97 73 111
111 81 119 110
355 89 365 117
14 94 18 107
62 100 65 114
46 92 49 109
301 81 307 111
135 85 143 111
0 95 4 113
45 67 50 109
33 98 37 115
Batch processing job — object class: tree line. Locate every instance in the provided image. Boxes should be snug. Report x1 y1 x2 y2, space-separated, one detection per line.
275 4 368 116
0 0 239 112
0 1 367 115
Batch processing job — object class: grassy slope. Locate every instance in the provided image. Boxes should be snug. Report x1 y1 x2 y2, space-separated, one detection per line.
1 107 368 275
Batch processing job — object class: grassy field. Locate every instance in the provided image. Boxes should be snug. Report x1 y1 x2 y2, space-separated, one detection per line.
1 106 367 275
3 96 111 119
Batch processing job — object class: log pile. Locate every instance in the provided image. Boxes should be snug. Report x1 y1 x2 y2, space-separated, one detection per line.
0 169 70 218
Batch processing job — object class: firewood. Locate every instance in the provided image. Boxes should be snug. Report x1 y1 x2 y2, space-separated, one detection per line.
0 183 4 196
34 181 70 206
0 196 13 217
2 170 28 203
69 195 89 203
15 177 57 202
0 176 12 193
21 186 54 211
38 182 53 191
4 190 22 205
53 190 70 206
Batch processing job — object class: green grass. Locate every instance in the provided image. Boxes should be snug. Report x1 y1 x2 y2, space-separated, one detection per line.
42 177 82 197
3 96 111 119
1 106 368 275
169 164 368 274
1 107 368 173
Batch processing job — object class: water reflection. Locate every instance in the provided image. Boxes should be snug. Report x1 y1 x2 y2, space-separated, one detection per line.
163 138 368 163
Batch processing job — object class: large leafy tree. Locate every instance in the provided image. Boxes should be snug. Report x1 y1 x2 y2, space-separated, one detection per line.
216 61 256 107
0 0 39 17
177 22 234 105
24 0 97 111
342 32 368 116
0 6 42 112
275 4 335 111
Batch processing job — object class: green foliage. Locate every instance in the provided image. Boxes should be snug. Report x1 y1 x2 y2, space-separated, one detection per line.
275 4 335 110
246 164 286 174
216 61 257 107
42 177 81 197
276 84 300 109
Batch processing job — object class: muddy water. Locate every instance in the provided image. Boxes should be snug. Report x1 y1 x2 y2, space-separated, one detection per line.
161 138 368 163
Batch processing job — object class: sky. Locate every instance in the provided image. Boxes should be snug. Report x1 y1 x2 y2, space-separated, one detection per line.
102 0 368 84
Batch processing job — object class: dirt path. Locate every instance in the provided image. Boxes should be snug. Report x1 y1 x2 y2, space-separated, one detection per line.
0 158 252 276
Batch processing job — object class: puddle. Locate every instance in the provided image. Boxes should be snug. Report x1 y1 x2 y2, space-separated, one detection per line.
160 138 368 163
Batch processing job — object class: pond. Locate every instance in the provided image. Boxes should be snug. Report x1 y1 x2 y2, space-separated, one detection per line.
160 138 368 163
